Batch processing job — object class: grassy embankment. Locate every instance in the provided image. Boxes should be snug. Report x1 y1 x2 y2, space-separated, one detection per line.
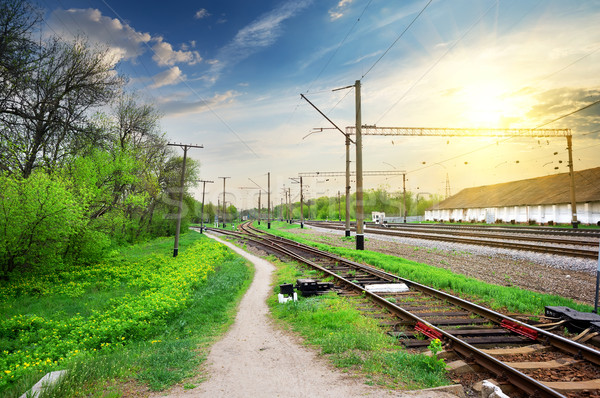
0 232 253 397
267 256 449 389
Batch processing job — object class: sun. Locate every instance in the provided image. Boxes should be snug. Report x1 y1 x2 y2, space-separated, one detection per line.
460 83 515 128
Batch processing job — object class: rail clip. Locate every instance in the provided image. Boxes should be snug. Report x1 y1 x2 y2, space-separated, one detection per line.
415 321 443 340
500 319 538 340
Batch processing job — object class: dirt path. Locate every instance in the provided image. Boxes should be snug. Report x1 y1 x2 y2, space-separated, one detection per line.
153 234 462 398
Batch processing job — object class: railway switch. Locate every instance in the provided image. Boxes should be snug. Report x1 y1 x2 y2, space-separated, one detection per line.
295 278 334 297
545 306 600 333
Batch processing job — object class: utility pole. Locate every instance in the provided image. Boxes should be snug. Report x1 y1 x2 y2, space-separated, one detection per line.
403 173 407 223
338 191 341 222
268 172 271 229
300 177 304 228
280 197 283 220
167 143 203 257
291 177 304 228
219 177 230 228
199 180 214 233
288 188 292 223
258 190 261 225
354 80 364 250
345 134 351 237
567 135 578 228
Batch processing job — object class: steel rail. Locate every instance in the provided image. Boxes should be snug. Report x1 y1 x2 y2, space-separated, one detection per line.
365 222 600 238
305 221 599 259
242 224 600 364
211 224 572 397
362 224 599 247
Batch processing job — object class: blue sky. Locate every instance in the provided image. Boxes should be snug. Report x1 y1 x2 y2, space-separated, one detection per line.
41 0 600 210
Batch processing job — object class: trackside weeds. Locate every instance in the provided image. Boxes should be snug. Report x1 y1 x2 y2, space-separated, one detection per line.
0 239 230 391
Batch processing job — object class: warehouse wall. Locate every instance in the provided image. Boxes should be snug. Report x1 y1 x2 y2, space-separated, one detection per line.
425 201 600 225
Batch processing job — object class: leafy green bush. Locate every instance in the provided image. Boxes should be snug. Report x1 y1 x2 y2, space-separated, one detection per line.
0 172 84 279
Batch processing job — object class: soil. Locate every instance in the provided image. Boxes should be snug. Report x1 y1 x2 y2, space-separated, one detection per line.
151 233 462 398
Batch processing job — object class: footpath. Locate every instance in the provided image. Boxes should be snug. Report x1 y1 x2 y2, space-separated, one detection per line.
153 233 463 398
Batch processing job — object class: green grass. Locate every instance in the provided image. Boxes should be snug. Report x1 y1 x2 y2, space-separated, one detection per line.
1 232 253 397
256 222 592 314
268 259 449 389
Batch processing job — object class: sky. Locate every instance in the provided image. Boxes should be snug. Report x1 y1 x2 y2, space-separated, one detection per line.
40 0 600 211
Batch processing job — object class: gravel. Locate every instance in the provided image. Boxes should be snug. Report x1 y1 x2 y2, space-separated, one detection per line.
284 225 598 306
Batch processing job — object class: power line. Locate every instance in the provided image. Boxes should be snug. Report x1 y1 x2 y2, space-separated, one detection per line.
291 0 373 131
100 0 260 158
400 98 600 177
306 0 374 94
360 0 432 81
535 98 600 128
376 0 497 124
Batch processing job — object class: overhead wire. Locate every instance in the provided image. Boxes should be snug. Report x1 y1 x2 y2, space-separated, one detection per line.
375 0 498 124
306 0 374 94
292 0 373 128
360 0 432 82
99 0 260 158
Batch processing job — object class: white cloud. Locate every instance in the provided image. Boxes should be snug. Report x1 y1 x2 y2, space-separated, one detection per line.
195 9 210 19
159 90 240 116
208 0 313 83
48 8 151 62
329 0 353 21
150 67 184 88
48 8 202 68
152 36 202 66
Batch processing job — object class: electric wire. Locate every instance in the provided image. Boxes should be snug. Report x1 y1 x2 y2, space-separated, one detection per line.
402 96 600 180
292 0 373 131
100 0 260 158
535 98 600 128
376 0 497 124
305 0 373 94
360 0 432 81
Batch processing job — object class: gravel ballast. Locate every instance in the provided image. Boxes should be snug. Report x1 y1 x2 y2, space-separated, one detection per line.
285 225 598 305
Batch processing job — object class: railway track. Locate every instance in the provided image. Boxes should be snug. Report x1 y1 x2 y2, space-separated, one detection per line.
304 221 600 259
367 222 600 239
205 222 600 398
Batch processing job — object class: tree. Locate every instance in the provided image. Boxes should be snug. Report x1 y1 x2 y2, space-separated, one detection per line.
0 0 41 112
0 37 123 177
227 204 238 222
0 171 83 279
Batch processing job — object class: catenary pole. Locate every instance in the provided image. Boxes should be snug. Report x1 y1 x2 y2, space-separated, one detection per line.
354 80 364 250
300 177 304 228
403 173 407 223
345 134 351 237
268 172 271 228
567 135 579 228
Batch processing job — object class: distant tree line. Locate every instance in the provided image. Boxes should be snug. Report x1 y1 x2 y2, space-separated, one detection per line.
0 0 199 279
250 188 442 221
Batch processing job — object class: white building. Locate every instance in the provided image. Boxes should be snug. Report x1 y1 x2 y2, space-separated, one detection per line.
425 167 600 225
